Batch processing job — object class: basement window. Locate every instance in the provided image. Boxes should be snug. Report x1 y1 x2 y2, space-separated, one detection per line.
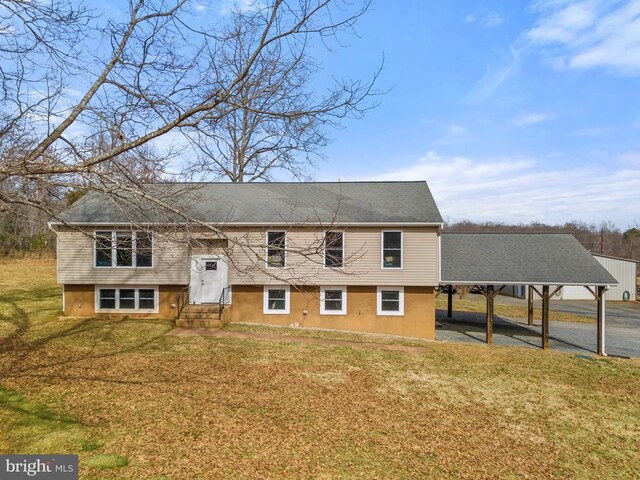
118 288 136 309
99 288 116 309
138 289 156 310
320 286 347 315
96 287 158 312
377 287 404 316
263 286 290 314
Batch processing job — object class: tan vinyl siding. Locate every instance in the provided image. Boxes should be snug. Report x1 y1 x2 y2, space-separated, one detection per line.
226 227 439 286
56 226 439 286
56 229 189 285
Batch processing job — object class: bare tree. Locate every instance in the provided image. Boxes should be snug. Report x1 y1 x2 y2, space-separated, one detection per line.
186 10 379 182
0 0 376 279
454 285 472 300
0 0 375 219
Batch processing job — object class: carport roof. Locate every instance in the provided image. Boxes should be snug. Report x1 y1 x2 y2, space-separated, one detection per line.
441 233 618 286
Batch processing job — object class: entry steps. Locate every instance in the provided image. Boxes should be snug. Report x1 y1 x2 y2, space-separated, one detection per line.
176 304 223 328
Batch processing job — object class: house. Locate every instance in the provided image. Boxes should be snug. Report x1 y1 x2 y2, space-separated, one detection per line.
50 182 444 339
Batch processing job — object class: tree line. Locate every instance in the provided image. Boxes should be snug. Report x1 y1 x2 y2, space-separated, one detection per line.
445 220 640 262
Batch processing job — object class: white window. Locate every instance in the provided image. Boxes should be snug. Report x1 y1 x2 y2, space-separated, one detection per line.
263 286 290 314
376 286 404 316
381 231 403 269
320 286 347 315
96 287 158 312
94 231 153 268
138 289 156 309
324 231 344 268
266 231 286 268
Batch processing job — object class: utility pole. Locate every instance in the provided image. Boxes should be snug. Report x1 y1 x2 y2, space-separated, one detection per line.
600 227 604 255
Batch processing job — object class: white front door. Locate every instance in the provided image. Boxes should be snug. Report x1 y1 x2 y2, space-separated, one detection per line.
190 255 228 304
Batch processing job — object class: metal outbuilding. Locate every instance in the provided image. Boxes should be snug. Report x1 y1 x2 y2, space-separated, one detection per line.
559 254 638 301
440 233 618 356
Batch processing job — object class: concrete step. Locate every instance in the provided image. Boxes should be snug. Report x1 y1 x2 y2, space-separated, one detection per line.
180 312 219 320
183 304 220 313
175 318 223 328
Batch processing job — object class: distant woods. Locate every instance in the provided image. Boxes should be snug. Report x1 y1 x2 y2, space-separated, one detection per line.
0 188 85 257
445 221 640 262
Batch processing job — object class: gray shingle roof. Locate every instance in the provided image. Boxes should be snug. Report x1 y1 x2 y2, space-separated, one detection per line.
55 181 443 225
441 233 618 286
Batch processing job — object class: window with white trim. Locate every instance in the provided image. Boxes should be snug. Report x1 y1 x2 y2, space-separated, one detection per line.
324 231 344 268
95 232 113 267
382 231 402 269
138 289 155 309
94 231 153 268
263 286 290 314
99 288 116 309
376 287 404 316
266 231 286 268
97 287 157 311
118 288 136 309
320 286 347 315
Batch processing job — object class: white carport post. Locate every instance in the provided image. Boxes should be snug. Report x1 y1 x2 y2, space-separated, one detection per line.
597 286 606 356
587 285 607 356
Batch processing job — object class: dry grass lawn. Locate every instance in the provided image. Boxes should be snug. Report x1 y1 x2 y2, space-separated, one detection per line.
1 259 639 479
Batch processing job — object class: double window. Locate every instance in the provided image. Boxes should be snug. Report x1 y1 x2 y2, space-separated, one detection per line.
263 286 290 314
97 287 157 311
95 231 153 268
376 287 404 316
324 231 344 268
266 231 286 268
382 231 402 269
320 286 347 315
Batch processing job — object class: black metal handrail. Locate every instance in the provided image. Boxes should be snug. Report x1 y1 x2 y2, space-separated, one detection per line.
177 286 189 319
218 286 231 320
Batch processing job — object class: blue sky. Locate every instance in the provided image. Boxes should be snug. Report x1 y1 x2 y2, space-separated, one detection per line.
301 0 640 227
76 1 640 227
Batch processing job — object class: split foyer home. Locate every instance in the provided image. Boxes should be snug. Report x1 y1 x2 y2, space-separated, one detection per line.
50 182 444 339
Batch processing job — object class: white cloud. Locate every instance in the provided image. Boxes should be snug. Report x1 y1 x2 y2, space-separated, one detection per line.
431 124 470 146
512 112 556 126
466 45 523 102
465 12 506 27
527 0 640 75
194 2 208 12
218 0 259 15
469 1 640 102
527 2 596 43
357 151 640 225
448 124 468 136
482 13 506 28
569 126 612 136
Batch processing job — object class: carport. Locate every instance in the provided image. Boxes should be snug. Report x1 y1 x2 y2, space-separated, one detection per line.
440 233 618 356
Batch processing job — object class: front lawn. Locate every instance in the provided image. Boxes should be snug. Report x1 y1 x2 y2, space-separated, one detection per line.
1 259 639 479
